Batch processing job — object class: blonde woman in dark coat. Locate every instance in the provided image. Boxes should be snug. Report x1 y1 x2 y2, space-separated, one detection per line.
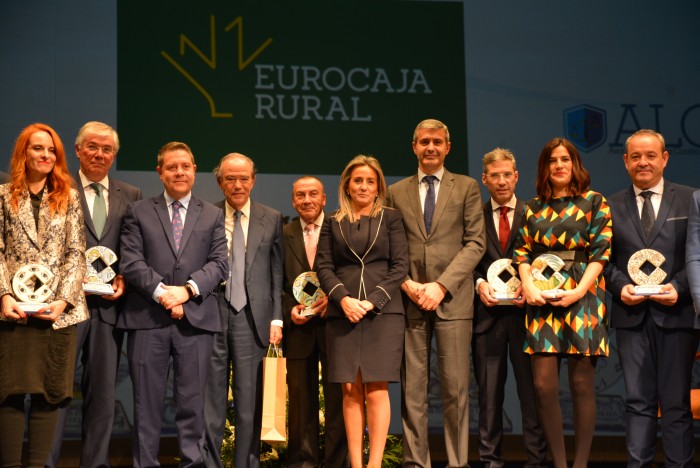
316 155 408 468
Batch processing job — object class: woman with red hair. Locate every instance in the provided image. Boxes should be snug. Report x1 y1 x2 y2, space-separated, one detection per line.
0 123 88 466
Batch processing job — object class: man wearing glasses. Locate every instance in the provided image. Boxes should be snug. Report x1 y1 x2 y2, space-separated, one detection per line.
48 122 142 467
473 148 547 468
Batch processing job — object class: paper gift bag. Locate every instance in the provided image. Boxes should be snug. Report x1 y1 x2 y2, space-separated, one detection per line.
260 344 287 442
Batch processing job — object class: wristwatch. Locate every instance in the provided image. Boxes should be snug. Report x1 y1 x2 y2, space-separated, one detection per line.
184 283 196 299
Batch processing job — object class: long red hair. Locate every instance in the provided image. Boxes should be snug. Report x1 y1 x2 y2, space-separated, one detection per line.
9 123 74 214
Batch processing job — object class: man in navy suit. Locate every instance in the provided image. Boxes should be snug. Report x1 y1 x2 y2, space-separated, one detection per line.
606 129 700 467
118 142 228 467
202 153 284 468
48 122 142 467
473 148 547 468
283 176 348 468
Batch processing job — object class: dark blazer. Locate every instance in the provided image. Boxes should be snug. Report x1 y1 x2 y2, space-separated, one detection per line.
216 199 284 344
316 208 408 316
386 169 485 320
118 194 228 332
607 181 700 329
473 199 525 334
283 216 321 359
78 175 142 324
686 191 700 307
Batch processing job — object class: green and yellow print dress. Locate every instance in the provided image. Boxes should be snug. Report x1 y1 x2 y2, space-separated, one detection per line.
513 190 612 356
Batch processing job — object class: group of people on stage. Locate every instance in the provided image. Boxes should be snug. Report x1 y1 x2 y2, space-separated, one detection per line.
0 118 698 468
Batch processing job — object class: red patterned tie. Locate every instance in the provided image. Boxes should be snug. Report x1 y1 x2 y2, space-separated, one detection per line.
499 206 510 253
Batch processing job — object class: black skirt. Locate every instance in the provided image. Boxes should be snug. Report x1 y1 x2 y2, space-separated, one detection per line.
0 318 77 406
326 312 404 384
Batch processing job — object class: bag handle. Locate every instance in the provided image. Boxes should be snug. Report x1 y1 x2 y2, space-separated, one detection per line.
267 343 283 358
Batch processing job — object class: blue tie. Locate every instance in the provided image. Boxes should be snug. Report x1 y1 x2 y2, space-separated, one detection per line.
423 175 437 235
226 210 247 311
171 200 183 252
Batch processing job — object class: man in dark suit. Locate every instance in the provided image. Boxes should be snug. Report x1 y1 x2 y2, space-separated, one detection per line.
473 148 547 468
283 176 348 468
48 121 142 467
606 129 700 468
118 142 228 467
202 153 284 468
386 118 485 467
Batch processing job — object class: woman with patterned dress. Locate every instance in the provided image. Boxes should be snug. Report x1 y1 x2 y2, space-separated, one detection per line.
0 123 88 466
513 137 612 468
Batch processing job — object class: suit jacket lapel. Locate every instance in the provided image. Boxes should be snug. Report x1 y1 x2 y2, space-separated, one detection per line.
36 193 54 250
76 177 97 239
246 201 265 270
18 194 39 248
652 183 674 243
624 187 647 243
365 210 383 258
431 170 454 237
289 219 311 270
103 178 124 239
404 174 427 239
178 197 201 256
483 203 501 254
154 195 178 255
337 216 359 260
508 199 525 251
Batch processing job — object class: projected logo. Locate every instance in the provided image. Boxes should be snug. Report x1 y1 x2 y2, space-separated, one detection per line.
160 15 272 119
563 104 607 153
117 1 467 175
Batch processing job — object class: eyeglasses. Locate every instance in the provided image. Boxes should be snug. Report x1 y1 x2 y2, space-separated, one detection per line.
84 144 115 156
486 172 515 181
223 176 252 184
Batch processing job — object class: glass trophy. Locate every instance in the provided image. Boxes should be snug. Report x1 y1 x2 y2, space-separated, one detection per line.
486 258 520 304
292 271 327 317
530 254 566 300
12 264 54 313
627 248 667 296
83 246 118 295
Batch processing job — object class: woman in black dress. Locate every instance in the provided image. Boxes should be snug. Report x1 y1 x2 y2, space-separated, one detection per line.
316 155 408 468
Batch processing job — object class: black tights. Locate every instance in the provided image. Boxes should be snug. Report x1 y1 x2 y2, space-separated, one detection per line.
531 354 597 468
0 394 59 468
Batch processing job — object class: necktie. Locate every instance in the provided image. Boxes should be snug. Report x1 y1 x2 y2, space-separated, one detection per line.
304 223 317 269
171 200 183 251
423 175 437 235
91 183 106 238
640 191 655 240
226 210 247 311
498 205 510 253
